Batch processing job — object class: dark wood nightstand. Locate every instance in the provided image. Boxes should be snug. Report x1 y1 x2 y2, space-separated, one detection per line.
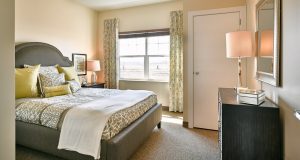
82 83 105 88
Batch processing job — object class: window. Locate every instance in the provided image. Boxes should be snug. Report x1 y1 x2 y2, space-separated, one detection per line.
119 30 170 81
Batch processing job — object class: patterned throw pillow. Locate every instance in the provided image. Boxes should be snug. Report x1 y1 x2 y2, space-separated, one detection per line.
67 80 81 93
39 73 66 97
39 66 59 75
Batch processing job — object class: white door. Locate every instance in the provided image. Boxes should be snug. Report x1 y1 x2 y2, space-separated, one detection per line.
192 8 245 130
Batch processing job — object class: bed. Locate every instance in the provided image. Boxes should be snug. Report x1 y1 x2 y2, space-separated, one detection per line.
15 42 162 160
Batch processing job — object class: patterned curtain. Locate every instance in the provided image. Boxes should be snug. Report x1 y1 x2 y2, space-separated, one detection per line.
169 11 183 112
104 18 119 89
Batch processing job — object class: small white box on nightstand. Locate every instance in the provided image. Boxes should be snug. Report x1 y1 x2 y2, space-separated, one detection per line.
237 89 265 105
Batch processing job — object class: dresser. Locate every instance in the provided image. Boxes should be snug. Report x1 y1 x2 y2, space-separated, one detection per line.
218 88 281 160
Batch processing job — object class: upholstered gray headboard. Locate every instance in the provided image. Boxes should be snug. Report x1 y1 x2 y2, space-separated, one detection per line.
15 42 73 68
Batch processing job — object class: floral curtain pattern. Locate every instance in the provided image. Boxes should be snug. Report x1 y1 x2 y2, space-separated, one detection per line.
104 18 119 89
169 11 183 112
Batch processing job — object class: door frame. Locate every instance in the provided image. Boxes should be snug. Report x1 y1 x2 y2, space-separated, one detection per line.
187 6 247 128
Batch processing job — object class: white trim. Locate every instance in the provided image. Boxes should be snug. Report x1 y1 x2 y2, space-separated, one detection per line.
119 79 169 83
187 6 247 128
145 37 149 79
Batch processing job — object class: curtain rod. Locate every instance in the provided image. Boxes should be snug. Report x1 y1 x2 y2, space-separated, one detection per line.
119 28 169 35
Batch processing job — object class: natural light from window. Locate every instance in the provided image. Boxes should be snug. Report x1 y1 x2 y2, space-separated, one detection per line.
119 35 170 82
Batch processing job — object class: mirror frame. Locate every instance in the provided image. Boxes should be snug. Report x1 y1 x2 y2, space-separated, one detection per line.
256 0 281 86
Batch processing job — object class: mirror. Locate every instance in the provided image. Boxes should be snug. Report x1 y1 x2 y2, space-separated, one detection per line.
256 0 280 86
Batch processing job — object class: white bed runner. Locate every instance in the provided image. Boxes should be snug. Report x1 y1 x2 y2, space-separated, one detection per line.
58 90 154 159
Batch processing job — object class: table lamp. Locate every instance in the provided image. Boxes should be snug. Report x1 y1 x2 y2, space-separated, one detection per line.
87 60 101 84
226 31 254 89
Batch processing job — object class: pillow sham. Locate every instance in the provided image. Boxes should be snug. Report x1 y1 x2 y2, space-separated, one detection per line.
24 64 59 75
15 65 40 99
39 73 66 96
57 66 80 83
67 80 81 93
43 84 72 98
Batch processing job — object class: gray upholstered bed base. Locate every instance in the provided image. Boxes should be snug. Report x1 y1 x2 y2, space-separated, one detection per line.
15 42 162 160
16 103 162 160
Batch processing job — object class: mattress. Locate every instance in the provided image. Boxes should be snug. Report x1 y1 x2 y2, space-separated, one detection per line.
16 88 157 140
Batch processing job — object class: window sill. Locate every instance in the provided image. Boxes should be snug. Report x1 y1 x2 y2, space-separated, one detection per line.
119 79 169 83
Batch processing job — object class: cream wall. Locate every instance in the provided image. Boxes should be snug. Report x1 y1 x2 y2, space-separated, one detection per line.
15 0 98 60
0 0 15 159
246 0 300 159
98 1 183 106
183 0 246 122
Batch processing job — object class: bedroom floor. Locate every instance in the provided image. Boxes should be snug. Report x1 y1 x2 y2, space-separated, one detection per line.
16 110 219 160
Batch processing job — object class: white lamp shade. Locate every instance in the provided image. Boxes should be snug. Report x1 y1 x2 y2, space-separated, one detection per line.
87 60 101 71
226 31 254 58
259 30 274 57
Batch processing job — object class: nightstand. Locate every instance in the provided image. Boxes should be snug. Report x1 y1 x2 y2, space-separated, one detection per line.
82 83 105 88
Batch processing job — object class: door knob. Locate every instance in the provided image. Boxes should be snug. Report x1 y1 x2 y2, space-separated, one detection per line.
194 72 199 75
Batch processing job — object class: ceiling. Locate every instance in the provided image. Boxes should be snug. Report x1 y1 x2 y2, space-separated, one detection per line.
74 0 176 11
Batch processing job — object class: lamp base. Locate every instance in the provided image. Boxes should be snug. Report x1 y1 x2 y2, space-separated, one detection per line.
91 72 97 84
237 57 242 88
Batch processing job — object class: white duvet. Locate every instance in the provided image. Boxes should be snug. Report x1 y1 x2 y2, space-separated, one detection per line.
57 89 154 159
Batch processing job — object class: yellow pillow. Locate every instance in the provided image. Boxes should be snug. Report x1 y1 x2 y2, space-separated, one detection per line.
57 66 80 83
43 84 72 98
15 65 40 99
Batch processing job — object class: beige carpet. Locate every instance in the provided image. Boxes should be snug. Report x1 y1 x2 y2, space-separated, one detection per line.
16 111 219 160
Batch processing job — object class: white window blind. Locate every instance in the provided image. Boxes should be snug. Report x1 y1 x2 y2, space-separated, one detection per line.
119 29 170 82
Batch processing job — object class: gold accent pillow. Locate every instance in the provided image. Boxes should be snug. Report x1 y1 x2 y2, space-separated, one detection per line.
57 66 80 83
43 84 72 98
15 65 41 99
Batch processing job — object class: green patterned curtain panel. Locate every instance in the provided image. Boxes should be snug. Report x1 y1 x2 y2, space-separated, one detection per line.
169 11 183 112
104 18 119 89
